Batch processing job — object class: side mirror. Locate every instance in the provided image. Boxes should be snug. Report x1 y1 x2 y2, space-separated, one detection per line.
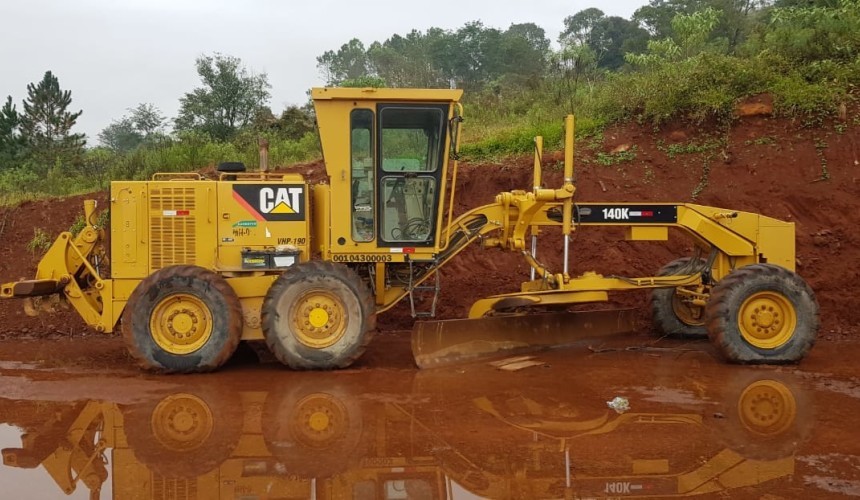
449 105 463 160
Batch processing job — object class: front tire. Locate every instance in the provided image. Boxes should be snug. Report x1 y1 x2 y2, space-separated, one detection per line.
121 265 243 373
705 264 818 363
262 262 374 369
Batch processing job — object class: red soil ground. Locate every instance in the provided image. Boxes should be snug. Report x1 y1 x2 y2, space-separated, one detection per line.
1 112 858 340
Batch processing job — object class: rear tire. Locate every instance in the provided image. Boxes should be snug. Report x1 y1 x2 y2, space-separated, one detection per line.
121 265 243 373
262 262 374 369
705 264 818 363
651 257 708 338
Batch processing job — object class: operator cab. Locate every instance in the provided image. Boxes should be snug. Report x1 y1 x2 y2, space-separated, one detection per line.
312 87 463 260
350 105 447 245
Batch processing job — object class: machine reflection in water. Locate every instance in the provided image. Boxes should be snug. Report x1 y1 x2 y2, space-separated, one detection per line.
0 367 809 499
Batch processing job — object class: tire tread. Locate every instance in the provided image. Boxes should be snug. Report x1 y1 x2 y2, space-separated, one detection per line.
121 265 243 373
705 263 819 364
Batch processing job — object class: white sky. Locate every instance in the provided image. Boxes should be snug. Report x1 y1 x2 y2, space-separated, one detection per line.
0 0 646 142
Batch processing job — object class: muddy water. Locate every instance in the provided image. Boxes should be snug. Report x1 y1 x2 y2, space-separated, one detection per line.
1 337 859 499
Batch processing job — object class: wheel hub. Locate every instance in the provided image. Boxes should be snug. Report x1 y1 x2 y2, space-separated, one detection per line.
151 294 213 354
738 292 797 349
291 291 347 348
672 288 706 326
755 310 775 328
308 307 330 328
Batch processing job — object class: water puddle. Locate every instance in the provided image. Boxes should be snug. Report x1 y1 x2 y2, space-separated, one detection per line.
1 345 859 498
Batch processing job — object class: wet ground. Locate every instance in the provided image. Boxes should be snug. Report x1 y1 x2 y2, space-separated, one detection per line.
1 333 859 499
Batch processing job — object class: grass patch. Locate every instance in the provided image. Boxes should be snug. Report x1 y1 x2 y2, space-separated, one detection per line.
594 146 638 166
659 138 722 158
26 228 52 255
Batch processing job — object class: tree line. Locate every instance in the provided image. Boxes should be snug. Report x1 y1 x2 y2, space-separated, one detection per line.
0 54 319 201
0 0 856 202
317 0 854 97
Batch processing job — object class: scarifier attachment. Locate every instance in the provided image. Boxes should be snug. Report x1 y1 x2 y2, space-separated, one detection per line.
412 309 636 369
1 279 66 298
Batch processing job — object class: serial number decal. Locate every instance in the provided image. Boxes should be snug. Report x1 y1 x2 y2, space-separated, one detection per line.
332 254 394 263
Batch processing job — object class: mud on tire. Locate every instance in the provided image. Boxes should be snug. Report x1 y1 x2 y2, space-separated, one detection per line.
261 261 375 370
121 265 243 373
705 264 819 364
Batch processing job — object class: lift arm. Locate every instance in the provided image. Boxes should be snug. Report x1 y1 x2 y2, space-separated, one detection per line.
0 200 113 332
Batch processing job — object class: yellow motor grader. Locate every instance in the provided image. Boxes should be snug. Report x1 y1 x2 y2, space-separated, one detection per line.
0 87 819 372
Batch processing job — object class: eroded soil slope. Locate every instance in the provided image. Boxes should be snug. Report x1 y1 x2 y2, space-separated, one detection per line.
1 113 857 339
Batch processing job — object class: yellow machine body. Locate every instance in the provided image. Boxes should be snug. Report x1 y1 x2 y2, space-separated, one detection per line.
106 173 311 340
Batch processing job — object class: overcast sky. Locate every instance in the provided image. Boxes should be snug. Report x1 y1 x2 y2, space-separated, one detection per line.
0 0 646 142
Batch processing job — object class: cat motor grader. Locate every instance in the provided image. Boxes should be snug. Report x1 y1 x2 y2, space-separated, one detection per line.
0 87 819 372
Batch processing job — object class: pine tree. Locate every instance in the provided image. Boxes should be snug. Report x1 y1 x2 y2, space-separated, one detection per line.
19 71 86 170
0 96 23 167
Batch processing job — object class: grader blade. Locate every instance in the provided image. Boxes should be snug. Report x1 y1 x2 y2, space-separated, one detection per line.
412 309 636 369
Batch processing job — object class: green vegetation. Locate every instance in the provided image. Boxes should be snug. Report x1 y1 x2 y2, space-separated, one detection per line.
0 0 857 202
67 210 109 237
744 136 776 146
594 146 638 166
814 136 831 180
26 228 52 255
659 138 723 158
68 215 86 238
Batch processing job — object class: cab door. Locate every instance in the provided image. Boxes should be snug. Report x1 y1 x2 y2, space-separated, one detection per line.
375 104 448 248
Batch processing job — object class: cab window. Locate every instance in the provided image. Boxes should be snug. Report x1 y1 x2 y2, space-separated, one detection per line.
378 105 446 244
351 109 374 242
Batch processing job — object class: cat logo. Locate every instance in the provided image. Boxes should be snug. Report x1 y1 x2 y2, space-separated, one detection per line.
259 187 302 214
232 184 306 222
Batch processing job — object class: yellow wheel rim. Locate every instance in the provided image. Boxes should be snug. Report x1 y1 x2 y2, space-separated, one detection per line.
292 393 347 448
738 291 797 349
150 293 213 355
150 394 214 452
737 380 796 436
672 289 705 327
291 290 347 348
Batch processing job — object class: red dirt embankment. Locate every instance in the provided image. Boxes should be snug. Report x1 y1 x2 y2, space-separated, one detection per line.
1 113 858 339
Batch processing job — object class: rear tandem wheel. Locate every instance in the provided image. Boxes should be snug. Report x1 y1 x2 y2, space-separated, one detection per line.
705 264 819 363
261 261 375 369
121 265 243 373
651 257 709 338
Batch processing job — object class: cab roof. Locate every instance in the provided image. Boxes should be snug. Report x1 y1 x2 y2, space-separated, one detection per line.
311 87 463 102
